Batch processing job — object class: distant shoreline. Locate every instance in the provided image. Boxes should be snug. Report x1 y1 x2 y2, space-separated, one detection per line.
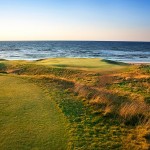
128 62 150 65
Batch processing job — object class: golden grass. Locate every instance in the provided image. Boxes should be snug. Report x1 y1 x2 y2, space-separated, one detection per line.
119 101 149 123
0 58 150 149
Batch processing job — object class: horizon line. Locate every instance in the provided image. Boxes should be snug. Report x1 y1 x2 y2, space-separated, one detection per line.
0 40 150 42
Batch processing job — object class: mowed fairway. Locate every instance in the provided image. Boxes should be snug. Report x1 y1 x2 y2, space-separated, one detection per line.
0 75 68 150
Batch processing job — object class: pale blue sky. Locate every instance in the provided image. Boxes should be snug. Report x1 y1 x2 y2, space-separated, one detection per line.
0 0 150 41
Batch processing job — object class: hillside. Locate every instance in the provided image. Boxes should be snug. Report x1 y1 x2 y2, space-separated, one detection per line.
0 58 150 149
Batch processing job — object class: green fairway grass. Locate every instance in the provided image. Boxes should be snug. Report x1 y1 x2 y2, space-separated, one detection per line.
0 75 69 150
35 58 128 71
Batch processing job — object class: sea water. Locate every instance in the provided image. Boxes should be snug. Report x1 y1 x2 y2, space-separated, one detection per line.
0 41 150 63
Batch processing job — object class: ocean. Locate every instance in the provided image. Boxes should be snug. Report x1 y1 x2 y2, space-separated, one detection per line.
0 41 150 63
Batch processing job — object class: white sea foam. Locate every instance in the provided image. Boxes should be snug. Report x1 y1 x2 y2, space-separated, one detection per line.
0 41 150 63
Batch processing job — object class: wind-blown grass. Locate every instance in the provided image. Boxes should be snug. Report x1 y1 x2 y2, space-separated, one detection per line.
0 58 149 149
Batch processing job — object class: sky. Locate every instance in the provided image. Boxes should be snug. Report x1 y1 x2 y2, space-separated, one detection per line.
0 0 150 41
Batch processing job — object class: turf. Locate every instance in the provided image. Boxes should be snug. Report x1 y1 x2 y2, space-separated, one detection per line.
34 58 128 71
0 75 69 150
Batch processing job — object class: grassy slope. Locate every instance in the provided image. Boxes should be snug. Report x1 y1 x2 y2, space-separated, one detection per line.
35 58 127 71
0 58 150 149
0 75 69 150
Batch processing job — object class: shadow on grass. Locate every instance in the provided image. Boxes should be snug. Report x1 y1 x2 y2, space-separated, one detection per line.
52 64 68 68
53 64 107 69
35 58 47 61
0 59 8 61
101 59 129 66
0 63 7 71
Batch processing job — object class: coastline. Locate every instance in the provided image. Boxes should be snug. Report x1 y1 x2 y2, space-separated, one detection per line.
128 62 150 65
